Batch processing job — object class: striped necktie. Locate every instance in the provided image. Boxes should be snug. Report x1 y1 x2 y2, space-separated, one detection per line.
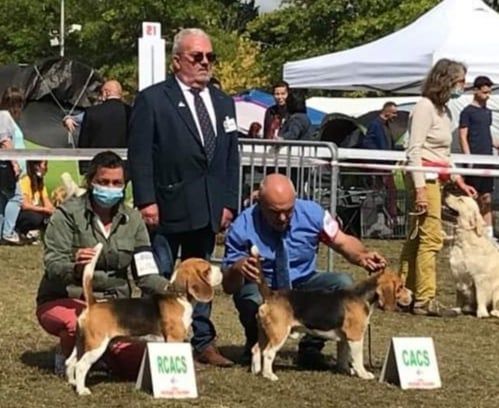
274 236 291 289
190 88 216 161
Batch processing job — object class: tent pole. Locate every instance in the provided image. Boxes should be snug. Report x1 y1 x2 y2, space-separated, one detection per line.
60 0 65 58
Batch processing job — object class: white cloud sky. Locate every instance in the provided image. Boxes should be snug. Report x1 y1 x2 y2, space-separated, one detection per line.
254 0 281 13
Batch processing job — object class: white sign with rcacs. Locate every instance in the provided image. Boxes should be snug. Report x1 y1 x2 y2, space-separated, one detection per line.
136 342 198 399
379 337 442 390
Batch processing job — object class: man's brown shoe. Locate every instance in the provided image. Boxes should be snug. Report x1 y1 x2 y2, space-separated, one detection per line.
194 345 234 367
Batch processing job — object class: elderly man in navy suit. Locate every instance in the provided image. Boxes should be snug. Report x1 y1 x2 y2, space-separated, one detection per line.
128 28 239 367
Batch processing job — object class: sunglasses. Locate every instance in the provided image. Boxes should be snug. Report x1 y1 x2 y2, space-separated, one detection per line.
184 52 217 64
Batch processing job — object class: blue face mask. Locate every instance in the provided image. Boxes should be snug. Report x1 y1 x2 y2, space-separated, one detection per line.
92 184 123 208
450 87 464 99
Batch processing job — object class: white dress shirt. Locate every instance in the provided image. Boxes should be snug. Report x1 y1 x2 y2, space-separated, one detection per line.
176 76 217 145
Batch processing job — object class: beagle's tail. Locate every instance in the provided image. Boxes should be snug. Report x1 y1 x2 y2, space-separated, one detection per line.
251 245 272 301
82 243 104 306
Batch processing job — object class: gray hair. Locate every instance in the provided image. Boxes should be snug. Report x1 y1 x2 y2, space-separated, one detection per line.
172 28 210 55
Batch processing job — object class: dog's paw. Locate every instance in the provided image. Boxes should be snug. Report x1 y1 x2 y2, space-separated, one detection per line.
490 310 499 318
262 371 279 381
77 387 92 396
356 370 375 380
336 365 355 376
251 361 261 375
477 309 490 318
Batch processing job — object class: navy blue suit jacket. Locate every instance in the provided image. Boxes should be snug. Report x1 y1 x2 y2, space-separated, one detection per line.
362 116 393 150
128 76 240 234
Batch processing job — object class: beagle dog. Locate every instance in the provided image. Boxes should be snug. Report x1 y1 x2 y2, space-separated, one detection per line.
66 243 222 395
250 247 412 381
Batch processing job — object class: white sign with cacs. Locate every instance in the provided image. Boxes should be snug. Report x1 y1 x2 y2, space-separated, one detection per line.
379 337 442 390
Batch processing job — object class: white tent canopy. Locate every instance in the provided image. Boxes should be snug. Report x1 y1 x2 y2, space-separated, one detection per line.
306 96 419 117
283 0 499 94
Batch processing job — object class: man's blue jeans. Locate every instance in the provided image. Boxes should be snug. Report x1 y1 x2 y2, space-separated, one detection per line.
233 271 354 353
152 228 216 353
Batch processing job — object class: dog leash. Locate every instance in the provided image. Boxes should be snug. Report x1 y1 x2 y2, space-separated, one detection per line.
367 324 373 369
408 209 426 240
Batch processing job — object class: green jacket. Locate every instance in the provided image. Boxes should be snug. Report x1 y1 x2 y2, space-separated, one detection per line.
36 194 168 305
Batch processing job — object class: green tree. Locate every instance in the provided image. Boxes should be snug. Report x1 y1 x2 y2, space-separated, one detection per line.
214 34 269 94
0 1 58 63
0 0 260 95
248 0 440 86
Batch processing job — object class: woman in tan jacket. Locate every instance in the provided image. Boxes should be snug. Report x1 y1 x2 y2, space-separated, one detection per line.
400 59 476 317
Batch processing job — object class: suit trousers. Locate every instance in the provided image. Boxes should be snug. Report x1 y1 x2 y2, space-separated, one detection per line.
399 179 443 302
233 271 353 353
152 226 216 352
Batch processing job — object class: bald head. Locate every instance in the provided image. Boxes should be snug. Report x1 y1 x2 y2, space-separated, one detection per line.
101 80 122 100
259 174 296 206
259 174 296 231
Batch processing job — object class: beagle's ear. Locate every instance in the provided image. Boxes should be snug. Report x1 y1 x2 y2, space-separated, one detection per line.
376 275 397 311
189 281 214 302
187 261 214 303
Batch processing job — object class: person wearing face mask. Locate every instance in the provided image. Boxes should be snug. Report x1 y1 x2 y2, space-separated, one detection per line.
16 160 54 242
399 58 477 317
222 174 387 367
36 151 169 377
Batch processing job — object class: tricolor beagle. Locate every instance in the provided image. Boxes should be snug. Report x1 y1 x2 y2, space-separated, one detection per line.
66 243 222 395
250 247 412 381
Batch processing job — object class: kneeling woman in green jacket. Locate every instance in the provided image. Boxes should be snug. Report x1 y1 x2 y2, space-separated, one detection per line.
36 151 168 378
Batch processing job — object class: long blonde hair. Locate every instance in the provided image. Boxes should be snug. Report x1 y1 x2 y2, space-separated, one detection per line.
422 58 466 112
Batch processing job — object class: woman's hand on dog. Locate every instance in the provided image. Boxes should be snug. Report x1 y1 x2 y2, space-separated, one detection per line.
75 247 97 265
73 247 98 279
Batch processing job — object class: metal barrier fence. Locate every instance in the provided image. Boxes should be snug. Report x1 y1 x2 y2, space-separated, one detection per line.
337 170 408 239
0 143 339 272
235 139 338 272
4 146 499 269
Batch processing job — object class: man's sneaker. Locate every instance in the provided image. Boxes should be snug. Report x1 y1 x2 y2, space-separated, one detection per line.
2 233 21 245
412 299 458 318
21 230 41 245
26 230 40 240
296 348 331 371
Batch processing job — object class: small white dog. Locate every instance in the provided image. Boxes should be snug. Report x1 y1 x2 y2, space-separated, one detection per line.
444 194 499 318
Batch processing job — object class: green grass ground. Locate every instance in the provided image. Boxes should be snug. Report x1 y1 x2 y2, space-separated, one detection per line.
1 240 499 408
21 141 134 201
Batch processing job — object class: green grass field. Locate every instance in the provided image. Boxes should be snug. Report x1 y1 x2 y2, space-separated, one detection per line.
1 240 499 408
23 140 81 193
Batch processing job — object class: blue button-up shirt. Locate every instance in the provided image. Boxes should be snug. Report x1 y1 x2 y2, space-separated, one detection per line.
222 199 339 288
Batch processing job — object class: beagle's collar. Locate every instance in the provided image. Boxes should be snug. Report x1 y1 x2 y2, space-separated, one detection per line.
163 283 188 297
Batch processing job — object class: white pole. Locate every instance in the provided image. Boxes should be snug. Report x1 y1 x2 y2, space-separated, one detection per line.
60 0 65 57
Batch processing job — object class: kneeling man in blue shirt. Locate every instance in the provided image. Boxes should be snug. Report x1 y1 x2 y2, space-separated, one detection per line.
222 174 387 368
